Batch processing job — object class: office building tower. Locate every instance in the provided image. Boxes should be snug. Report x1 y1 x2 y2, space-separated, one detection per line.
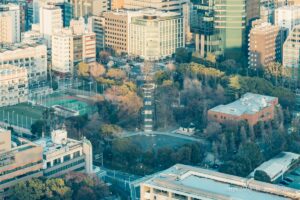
39 4 63 47
88 15 105 52
128 9 184 60
111 0 124 9
249 21 282 69
0 4 20 44
52 18 96 74
275 5 300 37
0 65 28 107
283 25 300 80
214 0 246 58
71 0 110 19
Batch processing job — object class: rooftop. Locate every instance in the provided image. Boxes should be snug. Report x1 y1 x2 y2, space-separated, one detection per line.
209 93 277 116
250 152 300 181
34 129 83 156
142 164 300 200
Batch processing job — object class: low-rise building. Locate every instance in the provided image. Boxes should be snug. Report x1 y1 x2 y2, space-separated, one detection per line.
250 152 300 182
0 128 43 199
208 93 278 125
0 64 28 107
140 164 300 200
34 128 93 178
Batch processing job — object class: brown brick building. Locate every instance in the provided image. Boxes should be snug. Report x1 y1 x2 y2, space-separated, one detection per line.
208 93 279 125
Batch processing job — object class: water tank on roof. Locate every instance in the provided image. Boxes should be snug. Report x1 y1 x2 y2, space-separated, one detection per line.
51 129 68 145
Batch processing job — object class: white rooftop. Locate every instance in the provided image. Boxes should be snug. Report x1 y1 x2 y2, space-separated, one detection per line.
142 164 300 200
209 93 277 116
250 152 300 181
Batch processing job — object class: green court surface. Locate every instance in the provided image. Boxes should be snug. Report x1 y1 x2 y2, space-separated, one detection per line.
0 103 44 129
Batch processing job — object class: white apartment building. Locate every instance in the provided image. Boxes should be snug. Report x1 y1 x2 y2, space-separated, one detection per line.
0 65 28 107
140 164 300 200
34 128 93 178
129 9 184 60
0 4 20 44
52 29 73 74
275 5 300 35
39 4 63 47
52 18 96 74
0 43 47 85
283 24 300 80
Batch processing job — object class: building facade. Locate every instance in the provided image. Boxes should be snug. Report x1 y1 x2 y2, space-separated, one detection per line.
128 9 184 60
208 93 279 125
88 15 105 52
275 5 300 36
0 129 43 199
283 24 300 80
0 4 21 44
248 21 282 69
52 18 96 74
39 4 63 47
34 129 93 178
0 43 47 86
0 65 28 107
139 164 300 200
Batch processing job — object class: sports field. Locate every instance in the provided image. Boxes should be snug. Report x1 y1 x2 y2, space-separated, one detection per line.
36 92 94 115
0 103 45 129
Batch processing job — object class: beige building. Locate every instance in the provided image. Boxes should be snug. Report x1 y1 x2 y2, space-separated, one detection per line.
123 0 188 12
103 10 140 54
0 43 47 85
52 18 96 74
249 21 282 68
140 164 300 200
71 0 109 18
34 128 93 177
0 4 21 44
129 9 184 60
111 0 125 10
0 129 43 199
0 65 28 107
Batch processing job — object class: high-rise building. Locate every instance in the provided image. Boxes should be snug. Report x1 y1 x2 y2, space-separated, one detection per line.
0 129 43 199
0 65 28 107
275 5 300 36
0 4 21 44
39 4 63 47
88 15 105 52
128 9 184 60
283 25 300 80
52 18 96 74
249 21 282 69
0 43 48 85
191 0 215 58
123 0 188 13
214 0 246 58
111 0 124 10
71 0 110 19
103 10 140 54
139 164 300 200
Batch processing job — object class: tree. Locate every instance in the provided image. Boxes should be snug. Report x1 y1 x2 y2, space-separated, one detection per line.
10 178 72 200
99 51 111 64
175 48 192 63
